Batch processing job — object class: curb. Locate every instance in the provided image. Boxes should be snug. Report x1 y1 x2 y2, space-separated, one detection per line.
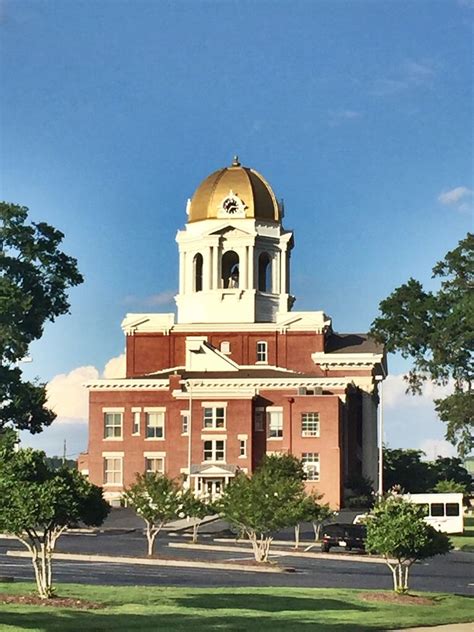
169 542 386 564
6 550 285 574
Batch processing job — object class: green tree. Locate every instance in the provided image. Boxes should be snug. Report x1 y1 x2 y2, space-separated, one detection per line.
429 457 472 492
217 454 309 562
0 202 83 433
370 233 473 456
181 491 214 543
365 494 452 593
124 473 184 556
0 446 109 598
383 448 433 493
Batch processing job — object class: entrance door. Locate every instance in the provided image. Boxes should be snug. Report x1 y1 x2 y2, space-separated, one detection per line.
203 478 224 500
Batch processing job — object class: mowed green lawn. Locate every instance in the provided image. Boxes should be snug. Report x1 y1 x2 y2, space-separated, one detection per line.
451 516 474 551
0 584 473 631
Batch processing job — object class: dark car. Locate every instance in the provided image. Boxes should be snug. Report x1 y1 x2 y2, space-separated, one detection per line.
321 523 367 553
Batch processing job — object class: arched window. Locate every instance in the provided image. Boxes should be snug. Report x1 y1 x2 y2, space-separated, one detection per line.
220 341 231 354
193 253 203 292
221 250 239 288
258 252 272 292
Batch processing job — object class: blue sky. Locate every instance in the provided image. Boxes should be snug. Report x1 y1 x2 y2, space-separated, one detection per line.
1 0 472 458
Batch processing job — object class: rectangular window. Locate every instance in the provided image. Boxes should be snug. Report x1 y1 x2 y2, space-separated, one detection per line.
256 341 268 363
254 407 265 432
104 413 123 439
431 503 444 517
239 439 247 457
146 411 165 439
181 412 190 435
203 407 225 429
446 503 460 517
302 452 320 481
301 412 320 437
145 457 165 475
132 411 140 435
203 440 225 462
268 409 283 438
104 457 122 485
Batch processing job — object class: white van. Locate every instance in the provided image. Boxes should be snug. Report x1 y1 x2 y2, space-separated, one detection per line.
403 492 464 534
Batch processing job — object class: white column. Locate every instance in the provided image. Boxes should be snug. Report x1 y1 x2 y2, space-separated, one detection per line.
204 246 212 290
248 245 254 289
240 247 248 290
179 251 185 294
212 244 220 289
281 247 287 295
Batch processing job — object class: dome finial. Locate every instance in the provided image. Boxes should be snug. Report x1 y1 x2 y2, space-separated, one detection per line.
232 155 240 167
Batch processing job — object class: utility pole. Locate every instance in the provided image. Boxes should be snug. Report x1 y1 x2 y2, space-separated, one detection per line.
62 439 67 465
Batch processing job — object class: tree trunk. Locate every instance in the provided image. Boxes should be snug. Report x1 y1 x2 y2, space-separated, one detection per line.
248 533 273 562
294 524 300 549
192 521 199 544
146 522 161 556
312 522 321 542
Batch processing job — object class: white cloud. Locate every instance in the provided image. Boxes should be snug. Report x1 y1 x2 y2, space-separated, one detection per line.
419 439 457 461
45 353 126 423
103 353 126 379
383 373 453 409
123 290 176 307
383 373 456 454
438 186 473 211
46 365 98 422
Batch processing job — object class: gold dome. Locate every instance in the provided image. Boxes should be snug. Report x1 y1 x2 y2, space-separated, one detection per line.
188 157 281 223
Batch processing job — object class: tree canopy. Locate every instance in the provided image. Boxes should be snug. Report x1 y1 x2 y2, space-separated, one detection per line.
366 494 452 593
0 202 83 433
0 445 109 598
217 454 313 562
383 447 472 495
371 233 473 456
124 473 185 556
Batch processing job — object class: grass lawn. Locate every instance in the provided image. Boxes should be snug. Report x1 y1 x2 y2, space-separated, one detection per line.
451 516 474 551
0 583 473 631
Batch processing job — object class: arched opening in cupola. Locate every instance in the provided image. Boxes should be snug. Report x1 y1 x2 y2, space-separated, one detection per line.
221 251 239 288
258 252 272 292
193 253 203 292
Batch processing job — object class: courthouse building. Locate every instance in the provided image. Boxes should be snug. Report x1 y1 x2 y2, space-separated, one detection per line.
80 158 386 508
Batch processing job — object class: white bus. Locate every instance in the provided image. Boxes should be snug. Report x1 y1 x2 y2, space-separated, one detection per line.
403 493 464 534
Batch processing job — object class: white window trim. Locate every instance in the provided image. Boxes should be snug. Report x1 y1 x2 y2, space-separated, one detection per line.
256 340 268 364
144 455 165 475
239 438 247 459
180 410 190 436
145 410 166 441
301 412 320 438
220 341 231 355
103 411 123 441
202 439 226 464
132 410 141 436
103 455 123 487
302 453 320 482
267 407 283 440
202 403 226 431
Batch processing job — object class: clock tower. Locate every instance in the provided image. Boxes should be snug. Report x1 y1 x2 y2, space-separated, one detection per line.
175 157 295 324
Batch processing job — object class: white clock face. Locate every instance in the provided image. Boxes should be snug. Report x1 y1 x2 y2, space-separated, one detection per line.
222 197 240 214
217 190 247 218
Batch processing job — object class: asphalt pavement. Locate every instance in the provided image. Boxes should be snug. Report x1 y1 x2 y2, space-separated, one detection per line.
1 531 473 595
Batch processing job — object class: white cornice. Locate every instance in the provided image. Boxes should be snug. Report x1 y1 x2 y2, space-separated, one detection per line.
86 375 375 392
312 351 384 370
